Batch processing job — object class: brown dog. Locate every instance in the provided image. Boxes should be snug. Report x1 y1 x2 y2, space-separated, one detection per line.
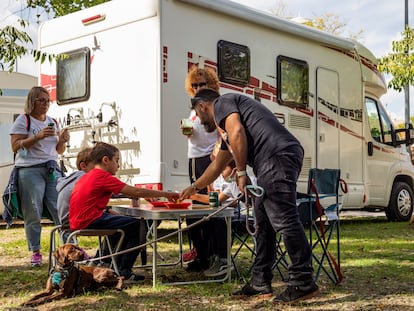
22 243 124 307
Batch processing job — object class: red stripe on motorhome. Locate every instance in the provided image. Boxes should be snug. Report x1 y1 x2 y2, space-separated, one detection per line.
40 74 56 101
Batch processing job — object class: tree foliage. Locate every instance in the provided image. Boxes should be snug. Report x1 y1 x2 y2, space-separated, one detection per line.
309 13 364 41
378 26 414 92
271 1 364 41
0 20 32 72
26 0 108 17
0 0 108 73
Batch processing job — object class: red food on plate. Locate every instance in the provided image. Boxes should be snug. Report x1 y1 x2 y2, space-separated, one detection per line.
165 202 191 209
150 201 168 207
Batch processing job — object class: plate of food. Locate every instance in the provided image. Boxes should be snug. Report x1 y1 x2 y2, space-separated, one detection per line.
149 201 168 207
164 202 192 209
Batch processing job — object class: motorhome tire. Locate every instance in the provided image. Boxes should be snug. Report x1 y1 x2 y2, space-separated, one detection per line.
385 181 413 222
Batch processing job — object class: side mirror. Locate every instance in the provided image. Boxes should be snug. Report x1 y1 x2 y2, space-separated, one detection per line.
393 123 414 146
406 123 414 145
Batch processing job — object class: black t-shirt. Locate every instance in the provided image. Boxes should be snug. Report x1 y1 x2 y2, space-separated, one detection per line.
214 93 300 167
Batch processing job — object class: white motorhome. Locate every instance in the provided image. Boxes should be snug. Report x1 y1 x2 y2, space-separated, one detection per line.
0 72 37 215
38 0 414 221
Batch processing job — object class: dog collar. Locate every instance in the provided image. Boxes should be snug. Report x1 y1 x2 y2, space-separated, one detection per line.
51 267 72 290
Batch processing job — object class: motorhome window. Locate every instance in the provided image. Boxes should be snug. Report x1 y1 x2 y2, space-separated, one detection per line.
217 40 250 86
365 97 393 144
56 47 90 105
378 101 393 144
276 56 309 109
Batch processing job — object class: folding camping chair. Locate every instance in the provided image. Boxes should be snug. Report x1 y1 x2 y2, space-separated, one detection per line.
48 225 125 276
231 205 256 281
297 168 347 285
231 185 289 282
271 232 290 282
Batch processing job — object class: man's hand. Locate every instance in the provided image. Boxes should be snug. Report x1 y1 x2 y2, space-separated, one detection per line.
180 185 197 201
237 175 248 194
165 192 180 202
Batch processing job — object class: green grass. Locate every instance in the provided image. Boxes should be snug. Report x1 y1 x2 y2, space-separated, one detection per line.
1 216 414 310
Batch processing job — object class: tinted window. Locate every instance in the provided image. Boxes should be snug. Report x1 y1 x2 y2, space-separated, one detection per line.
56 47 90 105
365 97 393 144
277 56 309 109
217 40 250 86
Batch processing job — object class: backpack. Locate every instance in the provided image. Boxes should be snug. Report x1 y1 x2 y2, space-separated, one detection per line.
2 167 21 227
13 114 58 160
22 113 57 131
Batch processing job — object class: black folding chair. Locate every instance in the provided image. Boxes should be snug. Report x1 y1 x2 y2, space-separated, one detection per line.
271 232 290 282
232 204 289 282
231 205 256 281
297 168 347 285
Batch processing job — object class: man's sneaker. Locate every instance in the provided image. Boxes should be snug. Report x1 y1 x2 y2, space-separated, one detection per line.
124 273 145 284
232 282 273 298
273 283 320 303
31 252 42 267
204 256 234 277
182 248 197 262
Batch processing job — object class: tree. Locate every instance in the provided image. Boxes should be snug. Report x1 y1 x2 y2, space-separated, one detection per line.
309 13 364 41
0 0 108 74
26 0 108 18
271 1 364 41
378 26 414 92
0 20 33 72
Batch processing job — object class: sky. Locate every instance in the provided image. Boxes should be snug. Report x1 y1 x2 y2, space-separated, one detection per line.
0 0 47 74
231 0 414 123
1 0 413 122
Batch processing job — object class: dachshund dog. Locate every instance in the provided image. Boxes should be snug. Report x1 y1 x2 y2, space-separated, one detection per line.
22 243 124 307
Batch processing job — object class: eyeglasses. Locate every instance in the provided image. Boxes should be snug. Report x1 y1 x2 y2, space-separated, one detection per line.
191 82 207 89
35 98 50 104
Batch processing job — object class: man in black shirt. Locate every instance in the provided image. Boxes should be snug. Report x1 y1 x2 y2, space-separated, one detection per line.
180 89 319 303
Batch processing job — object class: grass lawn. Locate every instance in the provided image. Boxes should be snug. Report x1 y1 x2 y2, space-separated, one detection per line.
0 215 414 310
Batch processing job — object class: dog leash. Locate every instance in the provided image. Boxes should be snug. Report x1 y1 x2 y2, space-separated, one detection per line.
79 185 265 265
243 185 264 236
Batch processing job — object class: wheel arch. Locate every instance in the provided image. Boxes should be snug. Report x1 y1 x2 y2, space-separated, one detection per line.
386 174 414 221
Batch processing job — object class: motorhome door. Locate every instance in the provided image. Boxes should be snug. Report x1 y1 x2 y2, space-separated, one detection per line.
316 67 340 169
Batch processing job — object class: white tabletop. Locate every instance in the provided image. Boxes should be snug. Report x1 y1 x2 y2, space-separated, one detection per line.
111 204 234 220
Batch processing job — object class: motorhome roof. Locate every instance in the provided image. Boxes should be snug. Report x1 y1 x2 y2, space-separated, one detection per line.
180 0 361 54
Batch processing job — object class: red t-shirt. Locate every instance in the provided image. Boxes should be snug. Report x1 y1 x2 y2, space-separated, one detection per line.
69 168 125 230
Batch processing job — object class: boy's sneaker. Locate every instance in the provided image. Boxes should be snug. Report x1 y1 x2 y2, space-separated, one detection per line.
273 283 320 303
204 256 234 277
124 272 145 284
233 282 273 298
182 248 197 262
31 252 42 267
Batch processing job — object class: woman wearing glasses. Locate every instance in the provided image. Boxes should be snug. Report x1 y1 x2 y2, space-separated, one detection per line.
180 65 220 271
10 86 70 267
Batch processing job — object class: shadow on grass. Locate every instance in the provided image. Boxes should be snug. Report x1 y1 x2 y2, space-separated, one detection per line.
2 218 414 310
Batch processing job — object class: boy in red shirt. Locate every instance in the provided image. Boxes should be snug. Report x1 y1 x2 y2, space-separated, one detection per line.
70 142 179 282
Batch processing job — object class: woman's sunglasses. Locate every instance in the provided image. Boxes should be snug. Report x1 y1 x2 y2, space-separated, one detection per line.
191 82 207 89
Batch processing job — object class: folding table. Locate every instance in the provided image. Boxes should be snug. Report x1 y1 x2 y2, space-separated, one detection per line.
112 204 234 288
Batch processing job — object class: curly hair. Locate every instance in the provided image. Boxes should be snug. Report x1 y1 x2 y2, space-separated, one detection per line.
184 65 220 97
